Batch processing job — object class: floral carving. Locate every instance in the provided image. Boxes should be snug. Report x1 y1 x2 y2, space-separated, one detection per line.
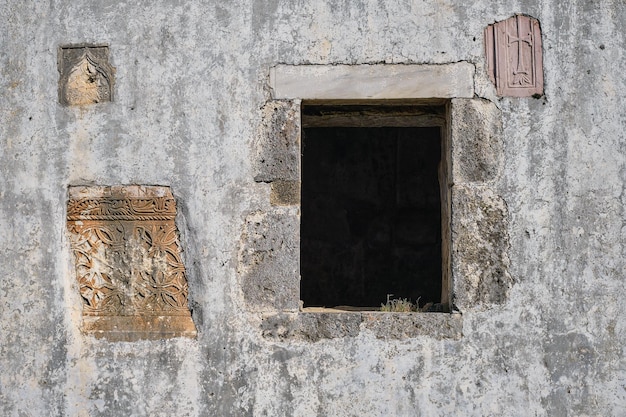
67 197 176 221
66 186 196 340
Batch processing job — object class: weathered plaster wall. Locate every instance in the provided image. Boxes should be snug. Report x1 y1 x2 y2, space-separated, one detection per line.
0 1 624 416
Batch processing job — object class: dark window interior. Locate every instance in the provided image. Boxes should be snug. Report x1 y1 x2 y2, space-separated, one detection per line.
301 125 442 309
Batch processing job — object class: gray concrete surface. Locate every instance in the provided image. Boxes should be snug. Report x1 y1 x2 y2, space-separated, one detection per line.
0 1 624 416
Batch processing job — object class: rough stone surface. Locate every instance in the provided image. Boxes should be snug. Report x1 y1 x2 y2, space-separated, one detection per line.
261 312 362 341
261 311 461 341
270 180 300 206
253 100 301 183
451 98 504 183
361 312 463 340
1 1 624 416
238 209 300 312
451 185 512 310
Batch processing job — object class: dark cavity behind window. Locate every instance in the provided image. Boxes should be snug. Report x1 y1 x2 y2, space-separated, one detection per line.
301 125 442 309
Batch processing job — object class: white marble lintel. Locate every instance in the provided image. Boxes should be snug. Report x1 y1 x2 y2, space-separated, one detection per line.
270 63 475 100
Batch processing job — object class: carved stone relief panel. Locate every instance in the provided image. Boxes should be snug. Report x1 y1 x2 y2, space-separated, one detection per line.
485 15 544 97
66 185 196 341
58 45 115 106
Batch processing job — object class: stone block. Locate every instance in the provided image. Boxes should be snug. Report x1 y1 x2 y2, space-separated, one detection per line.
261 312 362 341
485 15 544 97
82 316 197 342
58 45 115 106
253 100 301 182
270 63 475 100
270 180 300 206
66 185 197 340
238 210 300 311
361 312 463 340
451 185 512 309
260 311 462 341
450 98 503 184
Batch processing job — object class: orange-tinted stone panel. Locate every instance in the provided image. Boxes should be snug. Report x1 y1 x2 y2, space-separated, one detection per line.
66 185 196 341
485 15 544 97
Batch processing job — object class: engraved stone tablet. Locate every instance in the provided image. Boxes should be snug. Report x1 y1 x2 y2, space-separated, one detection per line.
58 45 115 106
67 186 196 341
485 15 544 97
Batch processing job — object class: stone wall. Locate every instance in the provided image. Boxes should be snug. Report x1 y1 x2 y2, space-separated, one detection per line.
1 1 624 416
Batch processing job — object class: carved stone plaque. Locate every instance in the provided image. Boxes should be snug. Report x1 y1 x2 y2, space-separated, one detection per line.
58 45 115 106
485 15 544 97
67 186 196 341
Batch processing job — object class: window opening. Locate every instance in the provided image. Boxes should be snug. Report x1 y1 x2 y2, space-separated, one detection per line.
300 104 448 311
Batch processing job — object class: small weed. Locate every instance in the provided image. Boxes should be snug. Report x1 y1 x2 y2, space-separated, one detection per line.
380 296 417 312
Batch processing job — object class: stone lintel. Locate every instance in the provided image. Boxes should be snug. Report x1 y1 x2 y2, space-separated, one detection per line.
270 63 475 100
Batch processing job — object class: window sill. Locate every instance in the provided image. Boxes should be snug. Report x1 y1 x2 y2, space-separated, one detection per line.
260 310 462 341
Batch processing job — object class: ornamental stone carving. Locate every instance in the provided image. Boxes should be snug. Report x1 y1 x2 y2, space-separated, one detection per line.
58 45 115 106
485 15 544 97
66 185 196 341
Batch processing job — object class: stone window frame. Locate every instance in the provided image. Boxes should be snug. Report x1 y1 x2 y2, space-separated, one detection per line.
299 101 450 310
242 63 512 340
